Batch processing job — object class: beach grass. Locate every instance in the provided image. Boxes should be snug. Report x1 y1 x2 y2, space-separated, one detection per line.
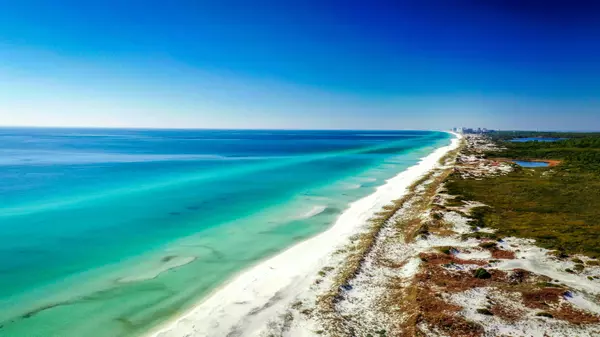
315 137 463 335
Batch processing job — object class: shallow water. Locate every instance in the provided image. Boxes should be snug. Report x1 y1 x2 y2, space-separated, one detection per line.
0 128 450 337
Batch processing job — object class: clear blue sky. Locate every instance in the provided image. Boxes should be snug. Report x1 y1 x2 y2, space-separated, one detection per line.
1 0 599 130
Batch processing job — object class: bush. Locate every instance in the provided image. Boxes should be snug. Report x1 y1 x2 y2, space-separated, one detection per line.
438 246 455 255
473 268 492 279
476 308 493 315
479 241 497 249
461 232 499 241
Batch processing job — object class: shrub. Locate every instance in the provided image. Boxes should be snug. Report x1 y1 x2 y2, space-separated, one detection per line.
476 308 493 315
473 268 492 279
536 282 563 288
461 232 498 241
479 241 497 249
438 246 454 255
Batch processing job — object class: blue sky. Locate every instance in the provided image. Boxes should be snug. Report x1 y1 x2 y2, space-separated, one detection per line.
0 0 599 130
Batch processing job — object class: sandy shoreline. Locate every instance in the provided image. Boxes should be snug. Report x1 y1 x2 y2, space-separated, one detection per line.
148 132 460 337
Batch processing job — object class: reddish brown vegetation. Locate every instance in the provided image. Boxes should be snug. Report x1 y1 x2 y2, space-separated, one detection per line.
413 286 484 337
551 304 600 324
490 303 524 322
412 250 600 334
491 249 516 259
507 269 534 284
521 288 564 309
419 252 487 266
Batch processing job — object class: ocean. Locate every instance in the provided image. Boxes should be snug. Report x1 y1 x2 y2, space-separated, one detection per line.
0 128 451 337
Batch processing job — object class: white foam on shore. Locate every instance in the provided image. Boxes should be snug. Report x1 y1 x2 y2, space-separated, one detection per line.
148 133 460 337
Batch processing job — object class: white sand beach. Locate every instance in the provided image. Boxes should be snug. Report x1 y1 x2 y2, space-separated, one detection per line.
148 133 461 337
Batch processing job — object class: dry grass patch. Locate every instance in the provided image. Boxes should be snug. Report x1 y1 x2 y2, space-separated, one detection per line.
491 249 516 259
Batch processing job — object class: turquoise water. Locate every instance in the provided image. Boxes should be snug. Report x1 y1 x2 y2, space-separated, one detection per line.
0 128 450 337
514 160 550 167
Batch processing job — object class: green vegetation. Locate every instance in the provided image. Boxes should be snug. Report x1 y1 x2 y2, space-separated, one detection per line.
536 282 563 288
447 132 600 258
489 131 600 142
488 131 600 173
476 308 493 316
437 246 454 255
448 169 600 257
468 206 496 228
479 241 497 249
461 231 499 241
473 268 491 279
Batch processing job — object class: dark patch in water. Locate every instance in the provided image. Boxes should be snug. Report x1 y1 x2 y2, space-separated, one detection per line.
168 212 181 216
186 205 201 210
18 279 172 320
198 245 225 259
161 255 177 263
323 207 340 215
115 317 136 330
21 301 72 319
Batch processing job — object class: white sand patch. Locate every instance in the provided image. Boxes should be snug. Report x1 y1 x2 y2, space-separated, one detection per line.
416 235 477 250
442 211 471 234
567 292 600 315
448 288 600 337
495 237 600 295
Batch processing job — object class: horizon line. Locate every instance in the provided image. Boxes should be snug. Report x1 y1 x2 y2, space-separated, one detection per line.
1 125 599 133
